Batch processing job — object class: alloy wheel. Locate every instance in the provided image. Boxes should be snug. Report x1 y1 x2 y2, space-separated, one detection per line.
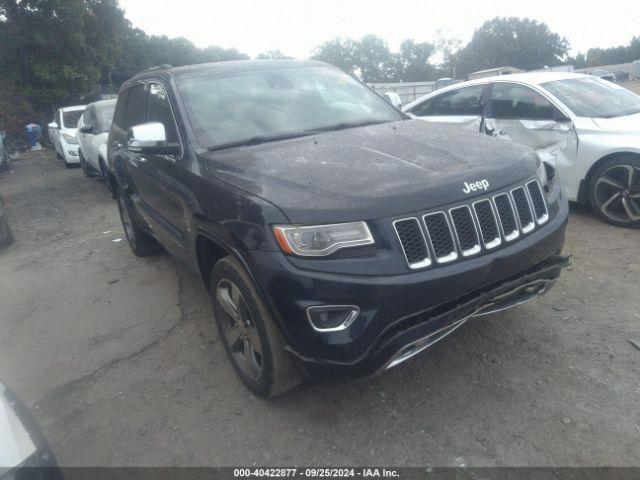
216 279 264 381
594 164 640 224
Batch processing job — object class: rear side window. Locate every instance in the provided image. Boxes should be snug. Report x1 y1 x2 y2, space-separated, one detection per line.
125 84 147 130
411 85 484 116
147 83 179 143
491 83 557 120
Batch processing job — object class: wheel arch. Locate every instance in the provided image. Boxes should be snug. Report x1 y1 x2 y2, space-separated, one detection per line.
194 229 294 344
577 151 640 204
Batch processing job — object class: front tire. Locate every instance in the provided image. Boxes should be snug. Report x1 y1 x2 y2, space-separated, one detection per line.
589 156 640 228
210 256 301 397
79 150 95 177
116 188 161 256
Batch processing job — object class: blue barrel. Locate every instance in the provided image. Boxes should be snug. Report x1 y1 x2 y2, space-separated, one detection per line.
25 123 41 146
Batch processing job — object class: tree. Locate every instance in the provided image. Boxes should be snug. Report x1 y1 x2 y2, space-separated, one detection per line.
0 0 248 138
256 50 292 60
577 35 640 67
454 17 570 76
395 39 438 82
434 28 462 77
310 38 359 74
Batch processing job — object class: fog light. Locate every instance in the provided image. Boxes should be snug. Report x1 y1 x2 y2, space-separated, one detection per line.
306 305 360 332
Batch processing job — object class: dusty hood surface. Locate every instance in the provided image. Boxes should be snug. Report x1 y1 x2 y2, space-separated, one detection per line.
202 120 538 223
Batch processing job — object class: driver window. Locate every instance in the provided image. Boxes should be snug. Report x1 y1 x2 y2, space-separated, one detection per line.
411 85 484 117
491 83 557 120
147 83 179 143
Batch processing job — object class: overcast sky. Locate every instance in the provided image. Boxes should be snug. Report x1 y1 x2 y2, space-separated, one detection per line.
119 0 640 60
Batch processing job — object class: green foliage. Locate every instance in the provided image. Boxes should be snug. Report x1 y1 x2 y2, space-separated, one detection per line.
311 35 441 82
453 17 570 76
256 50 292 60
0 0 248 137
580 36 640 67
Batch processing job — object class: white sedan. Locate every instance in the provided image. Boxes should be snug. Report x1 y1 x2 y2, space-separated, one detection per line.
48 105 86 168
403 73 640 228
76 99 116 180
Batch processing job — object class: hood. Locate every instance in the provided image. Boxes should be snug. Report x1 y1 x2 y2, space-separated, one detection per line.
591 111 640 132
201 120 538 223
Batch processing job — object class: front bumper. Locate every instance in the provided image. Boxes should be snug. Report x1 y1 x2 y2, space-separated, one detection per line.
251 195 568 378
62 144 79 163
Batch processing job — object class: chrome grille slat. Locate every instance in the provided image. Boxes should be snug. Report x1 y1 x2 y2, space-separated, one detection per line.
393 218 431 269
423 212 458 263
526 180 549 225
493 193 520 242
449 205 481 257
472 199 502 249
511 186 535 233
393 181 549 270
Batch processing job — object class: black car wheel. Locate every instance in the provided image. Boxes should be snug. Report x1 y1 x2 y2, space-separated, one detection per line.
116 189 161 256
79 150 96 177
589 156 640 228
210 256 301 397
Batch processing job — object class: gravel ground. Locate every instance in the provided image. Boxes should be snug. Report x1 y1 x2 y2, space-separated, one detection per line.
0 150 639 467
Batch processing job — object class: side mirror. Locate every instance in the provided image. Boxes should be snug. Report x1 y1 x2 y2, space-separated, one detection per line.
553 109 571 123
127 122 179 155
383 92 402 109
48 122 58 130
79 124 94 134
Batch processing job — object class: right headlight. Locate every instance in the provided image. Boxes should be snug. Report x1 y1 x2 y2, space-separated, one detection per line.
62 133 78 145
273 222 375 257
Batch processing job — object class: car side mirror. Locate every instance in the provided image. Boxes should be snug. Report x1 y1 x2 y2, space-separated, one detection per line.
79 124 94 134
553 109 571 123
48 122 59 130
127 122 179 155
383 92 402 109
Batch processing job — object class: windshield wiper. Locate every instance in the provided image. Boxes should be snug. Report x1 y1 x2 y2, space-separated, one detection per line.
309 119 388 133
207 131 316 152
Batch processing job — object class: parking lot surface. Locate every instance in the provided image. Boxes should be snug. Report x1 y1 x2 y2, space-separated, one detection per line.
1 150 639 466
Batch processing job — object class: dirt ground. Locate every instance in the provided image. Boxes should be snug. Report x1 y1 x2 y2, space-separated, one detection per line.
0 150 639 467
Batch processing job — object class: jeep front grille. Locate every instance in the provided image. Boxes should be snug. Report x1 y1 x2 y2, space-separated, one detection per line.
394 180 549 270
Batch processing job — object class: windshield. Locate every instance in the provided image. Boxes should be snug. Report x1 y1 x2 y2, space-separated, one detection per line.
178 65 404 149
62 109 85 128
542 77 640 118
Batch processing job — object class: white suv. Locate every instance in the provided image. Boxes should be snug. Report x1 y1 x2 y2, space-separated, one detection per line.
48 105 86 168
404 73 640 228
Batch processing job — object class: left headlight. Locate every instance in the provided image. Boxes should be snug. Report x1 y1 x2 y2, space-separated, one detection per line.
62 133 78 145
273 222 375 257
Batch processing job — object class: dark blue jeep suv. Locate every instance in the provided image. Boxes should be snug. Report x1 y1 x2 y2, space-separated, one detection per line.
107 60 569 396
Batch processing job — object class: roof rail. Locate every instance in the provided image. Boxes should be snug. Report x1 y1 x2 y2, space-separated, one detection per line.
135 64 173 76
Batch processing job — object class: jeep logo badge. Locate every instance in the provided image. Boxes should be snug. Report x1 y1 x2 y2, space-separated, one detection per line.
463 180 490 194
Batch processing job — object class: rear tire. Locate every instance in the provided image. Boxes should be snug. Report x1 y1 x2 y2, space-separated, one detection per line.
210 256 301 397
116 188 161 256
589 156 640 228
